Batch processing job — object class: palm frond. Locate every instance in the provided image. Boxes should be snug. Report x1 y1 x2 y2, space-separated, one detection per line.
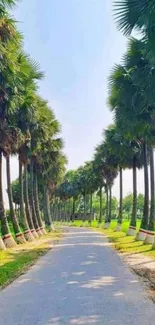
113 0 152 35
0 0 20 9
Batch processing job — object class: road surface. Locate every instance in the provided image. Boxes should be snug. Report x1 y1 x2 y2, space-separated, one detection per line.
0 228 155 325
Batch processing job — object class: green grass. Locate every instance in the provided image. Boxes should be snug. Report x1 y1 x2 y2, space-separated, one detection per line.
65 219 155 258
0 230 62 288
71 219 140 232
101 225 155 256
96 220 155 258
71 220 101 228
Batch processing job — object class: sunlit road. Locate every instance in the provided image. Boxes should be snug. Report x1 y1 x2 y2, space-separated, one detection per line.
0 228 155 325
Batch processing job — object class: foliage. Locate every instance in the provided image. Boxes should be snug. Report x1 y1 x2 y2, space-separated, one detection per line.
11 179 20 205
123 193 133 214
93 193 118 217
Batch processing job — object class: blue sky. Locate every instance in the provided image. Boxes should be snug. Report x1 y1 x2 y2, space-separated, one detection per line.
3 0 144 206
13 0 128 168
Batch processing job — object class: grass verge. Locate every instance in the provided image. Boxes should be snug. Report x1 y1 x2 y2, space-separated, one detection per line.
102 227 155 257
67 219 155 258
0 230 62 289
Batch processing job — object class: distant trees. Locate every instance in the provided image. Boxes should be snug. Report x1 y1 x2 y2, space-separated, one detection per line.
123 194 144 219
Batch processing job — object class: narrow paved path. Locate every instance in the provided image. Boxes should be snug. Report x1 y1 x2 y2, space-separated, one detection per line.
0 228 155 325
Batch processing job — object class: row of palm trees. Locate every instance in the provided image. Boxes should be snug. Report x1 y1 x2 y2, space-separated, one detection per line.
0 1 66 249
54 1 155 246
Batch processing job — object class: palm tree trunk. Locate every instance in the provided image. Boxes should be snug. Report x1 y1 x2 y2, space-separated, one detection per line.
23 165 38 239
43 185 48 225
15 204 17 216
51 200 54 221
19 159 28 230
19 158 33 242
66 200 69 222
61 202 64 221
64 201 66 221
84 192 86 220
55 200 58 221
118 166 123 226
89 193 93 225
56 199 59 221
141 143 149 230
69 198 72 221
72 198 75 215
55 198 59 221
0 152 15 248
99 186 102 224
33 170 46 234
44 184 54 230
65 200 68 222
105 187 109 224
130 156 137 228
145 146 155 244
59 200 62 221
53 198 56 221
6 156 26 244
29 159 42 236
69 199 71 221
108 186 112 224
148 146 155 231
62 202 64 221
66 200 69 221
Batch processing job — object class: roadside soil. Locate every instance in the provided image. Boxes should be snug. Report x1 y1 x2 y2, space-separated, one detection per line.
121 252 155 302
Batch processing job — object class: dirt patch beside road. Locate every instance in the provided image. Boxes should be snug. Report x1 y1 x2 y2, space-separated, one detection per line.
121 252 155 302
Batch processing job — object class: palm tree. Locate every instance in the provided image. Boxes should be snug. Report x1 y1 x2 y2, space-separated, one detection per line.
1 1 19 8
123 39 155 241
17 110 37 241
2 102 28 244
113 0 155 65
43 182 53 228
41 145 66 229
93 146 107 224
93 141 118 228
33 168 47 234
56 179 73 221
29 158 43 236
0 48 42 244
0 7 23 247
101 125 130 231
29 98 60 233
77 165 92 220
6 153 26 244
126 144 144 236
84 161 99 224
0 105 28 246
0 1 20 46
18 154 34 241
144 146 155 244
0 151 16 247
0 2 67 248
62 170 81 221
16 55 44 238
108 39 155 240
23 164 38 238
98 135 118 228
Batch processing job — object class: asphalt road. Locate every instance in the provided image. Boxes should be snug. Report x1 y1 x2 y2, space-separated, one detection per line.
0 228 155 325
